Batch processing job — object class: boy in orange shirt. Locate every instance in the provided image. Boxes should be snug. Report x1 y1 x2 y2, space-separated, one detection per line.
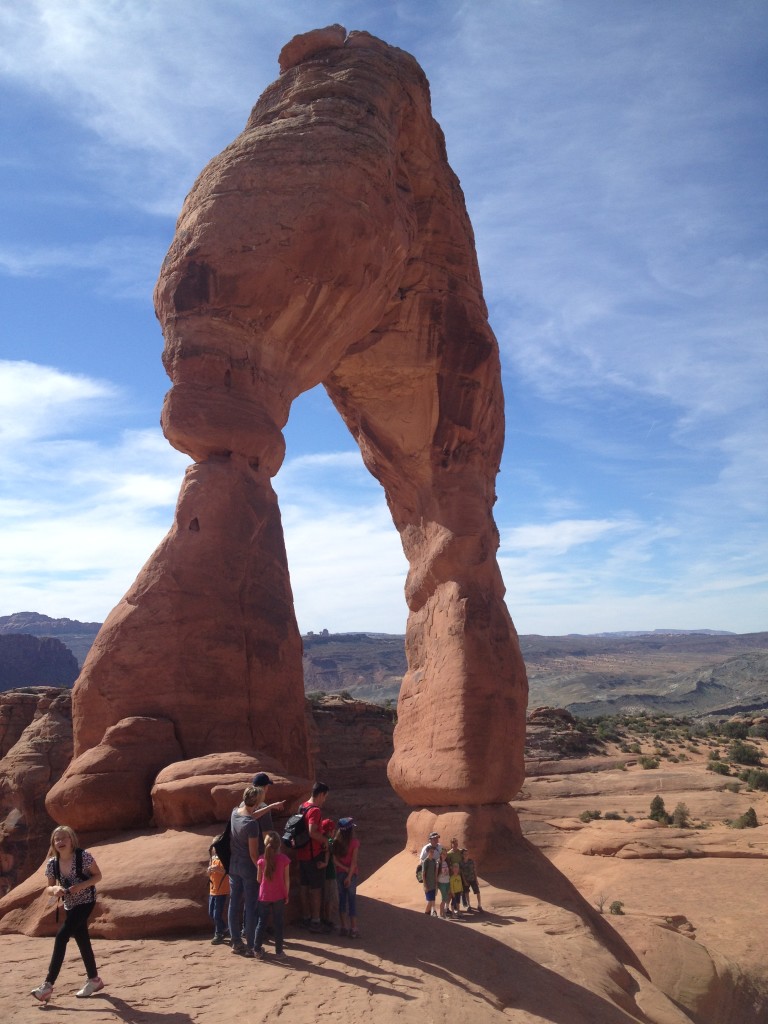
207 842 230 944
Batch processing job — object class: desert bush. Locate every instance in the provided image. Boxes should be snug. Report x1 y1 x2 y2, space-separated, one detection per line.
728 740 762 766
625 815 636 823
649 795 670 823
639 756 659 770
722 781 743 793
708 760 730 775
604 811 622 820
609 900 625 915
579 809 602 823
731 807 759 829
629 743 642 754
748 722 768 739
306 690 327 702
720 720 750 740
672 802 690 828
738 769 768 791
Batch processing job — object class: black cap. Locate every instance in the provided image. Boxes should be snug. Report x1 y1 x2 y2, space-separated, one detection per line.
253 772 273 786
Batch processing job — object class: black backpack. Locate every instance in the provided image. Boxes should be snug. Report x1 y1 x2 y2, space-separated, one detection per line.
211 821 232 873
282 803 313 850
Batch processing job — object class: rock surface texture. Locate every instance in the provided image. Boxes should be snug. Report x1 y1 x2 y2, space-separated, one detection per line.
66 25 527 834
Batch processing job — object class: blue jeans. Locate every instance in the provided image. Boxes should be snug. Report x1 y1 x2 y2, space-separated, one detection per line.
227 870 258 949
336 870 357 918
254 899 285 954
208 894 227 936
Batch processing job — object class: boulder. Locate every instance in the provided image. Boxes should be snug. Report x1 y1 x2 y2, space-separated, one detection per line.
46 716 182 831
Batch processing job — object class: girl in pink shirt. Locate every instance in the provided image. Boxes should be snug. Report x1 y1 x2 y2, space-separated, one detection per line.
333 817 360 938
254 831 291 959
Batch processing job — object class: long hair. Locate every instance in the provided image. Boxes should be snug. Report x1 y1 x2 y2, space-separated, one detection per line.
48 825 78 859
263 830 281 880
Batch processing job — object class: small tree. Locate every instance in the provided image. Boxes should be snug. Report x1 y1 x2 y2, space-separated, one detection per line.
649 795 668 823
672 802 690 828
609 900 625 915
732 807 759 829
728 740 762 766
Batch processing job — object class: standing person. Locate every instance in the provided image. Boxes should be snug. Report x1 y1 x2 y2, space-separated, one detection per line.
293 782 330 933
254 831 291 961
419 831 442 861
445 837 467 908
449 863 464 917
30 826 104 1003
460 849 483 912
320 818 338 931
251 772 276 846
207 842 229 944
422 846 438 916
436 850 451 919
333 817 360 938
228 786 285 957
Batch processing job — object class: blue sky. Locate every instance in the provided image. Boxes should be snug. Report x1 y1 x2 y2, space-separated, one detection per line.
1 0 766 636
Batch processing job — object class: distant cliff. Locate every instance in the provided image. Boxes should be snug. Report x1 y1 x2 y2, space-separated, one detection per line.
0 612 101 667
0 635 79 692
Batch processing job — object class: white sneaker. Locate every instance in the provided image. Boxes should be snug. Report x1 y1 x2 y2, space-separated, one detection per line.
30 982 53 1003
76 977 104 998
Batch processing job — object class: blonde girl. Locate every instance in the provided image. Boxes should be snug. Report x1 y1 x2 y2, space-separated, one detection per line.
30 826 104 1004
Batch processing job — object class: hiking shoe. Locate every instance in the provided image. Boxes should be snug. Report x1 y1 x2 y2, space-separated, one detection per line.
76 977 104 998
254 948 266 960
231 942 245 955
242 948 256 959
211 934 225 945
349 929 360 939
30 983 53 1003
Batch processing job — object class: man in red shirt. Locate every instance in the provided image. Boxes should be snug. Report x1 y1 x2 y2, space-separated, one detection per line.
294 782 330 932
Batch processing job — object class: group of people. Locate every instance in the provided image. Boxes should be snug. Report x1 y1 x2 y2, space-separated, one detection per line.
208 776 361 960
419 833 483 919
29 780 484 1002
29 775 360 1002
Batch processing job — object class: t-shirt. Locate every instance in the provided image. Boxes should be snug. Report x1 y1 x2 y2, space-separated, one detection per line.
229 807 261 877
437 860 450 884
460 858 477 883
257 852 290 903
46 850 96 910
208 853 230 896
446 848 463 869
419 842 442 862
422 856 437 890
294 802 324 862
449 873 463 895
334 836 360 874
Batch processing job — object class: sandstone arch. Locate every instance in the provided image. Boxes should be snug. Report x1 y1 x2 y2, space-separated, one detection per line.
48 26 528 836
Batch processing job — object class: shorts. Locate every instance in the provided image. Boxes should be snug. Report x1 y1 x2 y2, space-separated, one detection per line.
438 882 451 900
424 889 436 902
464 878 480 896
299 858 324 890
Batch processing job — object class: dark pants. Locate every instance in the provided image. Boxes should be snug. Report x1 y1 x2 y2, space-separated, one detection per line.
254 899 284 954
47 902 97 983
208 894 227 936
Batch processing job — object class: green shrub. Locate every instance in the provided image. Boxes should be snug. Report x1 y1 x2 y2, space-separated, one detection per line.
639 756 660 770
731 807 759 829
721 720 750 739
738 769 768 791
649 796 669 823
728 740 762 766
748 723 768 739
579 809 602 823
708 761 730 776
609 901 625 915
604 811 622 820
671 802 690 828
